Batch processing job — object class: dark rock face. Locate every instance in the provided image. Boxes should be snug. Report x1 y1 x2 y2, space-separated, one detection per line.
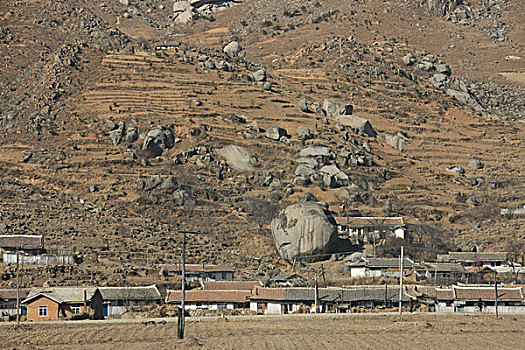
270 202 338 262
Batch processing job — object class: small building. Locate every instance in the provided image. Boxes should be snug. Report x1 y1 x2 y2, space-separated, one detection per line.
333 217 406 243
435 285 525 313
99 285 162 317
345 258 414 278
0 288 30 316
437 252 508 267
423 262 466 282
249 286 410 315
0 235 44 254
165 289 251 311
160 264 234 282
23 287 104 321
268 273 307 287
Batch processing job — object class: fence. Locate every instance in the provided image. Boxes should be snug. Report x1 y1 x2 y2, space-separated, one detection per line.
2 253 73 265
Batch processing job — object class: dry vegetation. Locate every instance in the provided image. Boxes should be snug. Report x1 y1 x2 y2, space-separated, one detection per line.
2 313 525 349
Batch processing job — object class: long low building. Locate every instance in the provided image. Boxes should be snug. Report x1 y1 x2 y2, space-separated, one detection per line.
99 285 162 316
435 285 525 313
250 286 410 314
165 289 251 310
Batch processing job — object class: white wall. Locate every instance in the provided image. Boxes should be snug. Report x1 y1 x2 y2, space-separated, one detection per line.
350 267 366 277
266 302 282 315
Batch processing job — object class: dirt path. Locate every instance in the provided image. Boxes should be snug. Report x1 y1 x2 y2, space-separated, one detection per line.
1 313 524 349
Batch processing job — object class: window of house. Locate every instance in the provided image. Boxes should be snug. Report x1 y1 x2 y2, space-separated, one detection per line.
38 305 48 317
71 306 81 314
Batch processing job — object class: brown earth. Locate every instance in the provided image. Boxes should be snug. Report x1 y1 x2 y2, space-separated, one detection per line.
0 0 523 289
1 313 525 349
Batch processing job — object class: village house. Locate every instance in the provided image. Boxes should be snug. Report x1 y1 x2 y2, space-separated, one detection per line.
333 216 406 244
160 264 234 282
422 262 466 282
0 235 44 255
165 280 261 311
437 252 509 267
165 289 251 311
99 285 162 317
435 285 525 313
0 288 30 317
0 235 73 265
22 287 104 321
249 286 410 314
344 257 414 278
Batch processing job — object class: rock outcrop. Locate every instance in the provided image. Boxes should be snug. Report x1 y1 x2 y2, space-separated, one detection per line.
270 202 338 262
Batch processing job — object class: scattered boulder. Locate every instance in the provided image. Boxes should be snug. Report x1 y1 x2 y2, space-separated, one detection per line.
298 98 310 113
251 69 266 82
223 41 241 57
297 126 313 140
402 53 415 66
19 152 33 163
217 145 257 171
446 89 484 111
436 63 451 76
298 146 332 157
310 102 323 115
265 126 287 141
446 166 466 175
294 164 315 177
429 73 450 88
322 99 353 117
110 121 126 146
335 115 376 137
469 159 484 169
382 133 407 152
142 126 175 157
270 202 338 262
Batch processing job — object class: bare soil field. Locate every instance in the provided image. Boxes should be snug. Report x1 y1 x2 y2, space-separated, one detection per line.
1 313 524 349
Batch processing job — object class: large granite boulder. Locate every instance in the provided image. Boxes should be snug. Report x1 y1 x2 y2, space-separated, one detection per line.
270 202 338 262
322 99 353 117
335 115 377 137
217 144 256 171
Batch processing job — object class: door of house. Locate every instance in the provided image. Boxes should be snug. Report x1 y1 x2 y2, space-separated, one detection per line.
103 304 109 317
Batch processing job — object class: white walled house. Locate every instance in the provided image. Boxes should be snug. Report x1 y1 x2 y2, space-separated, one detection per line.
435 285 525 313
160 264 234 282
165 289 251 310
334 217 406 243
345 258 414 278
98 285 162 317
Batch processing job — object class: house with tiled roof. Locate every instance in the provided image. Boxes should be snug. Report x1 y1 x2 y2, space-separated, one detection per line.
99 285 162 316
344 257 414 278
333 216 406 243
437 252 509 268
0 288 31 317
435 285 525 313
249 286 410 314
22 287 104 321
165 289 251 311
160 264 234 282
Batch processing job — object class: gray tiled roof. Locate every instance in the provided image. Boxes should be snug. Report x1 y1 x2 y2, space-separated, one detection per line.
23 287 98 304
0 235 43 250
99 285 161 301
281 287 409 303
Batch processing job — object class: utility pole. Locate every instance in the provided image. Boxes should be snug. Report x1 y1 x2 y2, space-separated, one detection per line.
16 249 20 326
398 246 404 316
314 268 319 313
178 230 198 339
494 269 499 319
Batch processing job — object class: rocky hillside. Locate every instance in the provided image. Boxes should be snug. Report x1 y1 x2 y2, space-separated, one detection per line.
0 0 523 288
